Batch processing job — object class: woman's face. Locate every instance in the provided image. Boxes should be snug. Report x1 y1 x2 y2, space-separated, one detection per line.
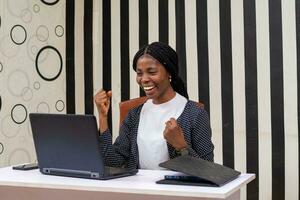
136 55 175 104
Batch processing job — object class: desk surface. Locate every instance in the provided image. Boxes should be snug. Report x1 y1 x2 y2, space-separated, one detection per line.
0 166 255 199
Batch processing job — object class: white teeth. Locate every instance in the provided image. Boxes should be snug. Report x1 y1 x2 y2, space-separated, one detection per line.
143 86 155 91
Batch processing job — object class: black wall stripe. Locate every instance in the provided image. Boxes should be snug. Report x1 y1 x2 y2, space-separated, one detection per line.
243 0 259 199
103 0 112 131
139 0 148 96
159 0 168 44
269 0 285 199
84 0 94 114
66 0 75 114
296 1 300 197
196 0 210 112
121 0 130 101
219 0 234 168
175 0 187 87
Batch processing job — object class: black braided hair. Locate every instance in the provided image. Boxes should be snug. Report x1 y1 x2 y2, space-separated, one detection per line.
132 41 189 99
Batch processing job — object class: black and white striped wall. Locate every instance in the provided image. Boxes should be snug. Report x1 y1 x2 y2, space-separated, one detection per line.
68 0 300 200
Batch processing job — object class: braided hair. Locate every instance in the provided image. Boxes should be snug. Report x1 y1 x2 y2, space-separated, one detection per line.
132 41 189 99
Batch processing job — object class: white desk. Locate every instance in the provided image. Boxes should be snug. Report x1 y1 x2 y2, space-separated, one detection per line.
0 166 255 200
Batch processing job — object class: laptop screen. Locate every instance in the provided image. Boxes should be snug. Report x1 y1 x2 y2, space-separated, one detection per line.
29 113 105 173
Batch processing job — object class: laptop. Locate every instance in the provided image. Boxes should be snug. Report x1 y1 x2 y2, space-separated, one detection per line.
29 113 138 180
156 155 241 187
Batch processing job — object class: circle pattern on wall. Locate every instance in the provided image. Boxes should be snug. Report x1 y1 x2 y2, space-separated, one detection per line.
0 96 2 112
36 102 50 113
7 0 29 17
27 34 48 62
33 4 40 13
21 9 32 23
55 25 64 37
41 0 60 6
0 143 3 155
11 104 28 124
0 35 20 58
7 70 30 97
8 148 31 166
1 115 21 138
35 46 62 81
10 25 27 45
21 87 33 101
55 100 65 112
0 62 3 72
33 81 40 90
36 25 49 42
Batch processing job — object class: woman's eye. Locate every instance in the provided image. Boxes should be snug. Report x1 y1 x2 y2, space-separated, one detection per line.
149 71 157 75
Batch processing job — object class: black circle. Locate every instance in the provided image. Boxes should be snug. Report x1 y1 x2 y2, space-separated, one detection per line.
35 45 63 81
0 143 3 155
55 100 65 112
11 104 28 124
0 62 3 72
10 24 27 45
41 0 59 6
0 96 2 111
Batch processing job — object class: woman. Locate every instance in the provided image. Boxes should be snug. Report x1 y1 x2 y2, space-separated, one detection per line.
94 42 214 170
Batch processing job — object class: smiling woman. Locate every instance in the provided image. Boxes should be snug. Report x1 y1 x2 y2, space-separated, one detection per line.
135 55 174 104
94 41 214 170
133 42 189 100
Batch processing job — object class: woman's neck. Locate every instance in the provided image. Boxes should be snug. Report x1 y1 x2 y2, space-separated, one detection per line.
152 89 176 104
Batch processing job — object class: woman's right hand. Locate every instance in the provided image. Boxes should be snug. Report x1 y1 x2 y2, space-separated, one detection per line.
94 89 112 117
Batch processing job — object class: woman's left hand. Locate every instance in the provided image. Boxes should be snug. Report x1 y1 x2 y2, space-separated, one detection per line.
163 118 188 150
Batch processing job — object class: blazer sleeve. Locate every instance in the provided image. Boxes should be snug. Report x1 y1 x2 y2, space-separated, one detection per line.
99 111 133 167
189 108 214 162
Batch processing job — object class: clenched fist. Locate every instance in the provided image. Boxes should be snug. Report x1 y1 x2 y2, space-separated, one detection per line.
163 118 188 150
94 89 112 133
94 89 112 117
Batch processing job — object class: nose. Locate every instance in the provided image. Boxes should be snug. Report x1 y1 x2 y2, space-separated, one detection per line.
140 74 150 83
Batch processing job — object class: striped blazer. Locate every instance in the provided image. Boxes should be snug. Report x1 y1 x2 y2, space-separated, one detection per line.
99 100 214 169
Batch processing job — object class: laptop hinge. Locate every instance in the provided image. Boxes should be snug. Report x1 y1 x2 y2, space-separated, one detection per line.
42 168 100 179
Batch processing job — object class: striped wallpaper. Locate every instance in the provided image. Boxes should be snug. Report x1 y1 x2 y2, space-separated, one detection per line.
68 0 299 200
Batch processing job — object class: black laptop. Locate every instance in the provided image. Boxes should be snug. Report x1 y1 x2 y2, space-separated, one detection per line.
29 113 138 180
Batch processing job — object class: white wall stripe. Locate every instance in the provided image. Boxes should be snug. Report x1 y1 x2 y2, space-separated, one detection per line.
231 0 247 200
282 0 299 199
93 0 103 125
129 0 140 99
148 0 159 43
184 0 199 102
207 0 223 165
74 0 85 114
168 0 176 49
111 0 121 140
256 0 272 199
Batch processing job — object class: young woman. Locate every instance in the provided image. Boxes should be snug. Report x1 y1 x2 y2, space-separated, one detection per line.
94 42 214 170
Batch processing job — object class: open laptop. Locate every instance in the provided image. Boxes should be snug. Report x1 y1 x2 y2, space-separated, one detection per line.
29 113 138 180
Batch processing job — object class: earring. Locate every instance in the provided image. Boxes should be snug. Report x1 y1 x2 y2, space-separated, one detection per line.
169 76 172 82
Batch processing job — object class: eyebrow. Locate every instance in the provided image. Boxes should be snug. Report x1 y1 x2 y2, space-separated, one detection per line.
136 64 158 71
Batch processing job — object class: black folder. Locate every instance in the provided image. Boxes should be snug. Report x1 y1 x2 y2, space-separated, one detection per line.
157 155 241 187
